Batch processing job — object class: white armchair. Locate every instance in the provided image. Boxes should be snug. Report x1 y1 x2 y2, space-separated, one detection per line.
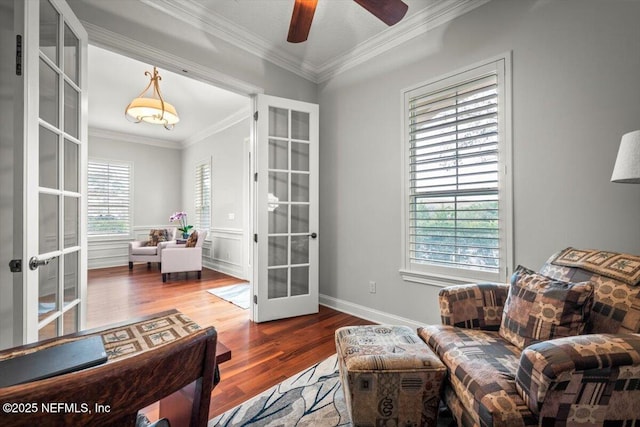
128 227 177 270
160 230 208 282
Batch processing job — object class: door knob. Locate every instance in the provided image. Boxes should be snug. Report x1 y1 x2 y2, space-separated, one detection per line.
309 232 317 239
29 256 53 271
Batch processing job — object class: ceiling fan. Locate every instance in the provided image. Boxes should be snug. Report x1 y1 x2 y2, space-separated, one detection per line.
287 0 409 43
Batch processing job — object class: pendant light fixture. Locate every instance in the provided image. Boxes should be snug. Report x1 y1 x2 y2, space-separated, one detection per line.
125 66 179 130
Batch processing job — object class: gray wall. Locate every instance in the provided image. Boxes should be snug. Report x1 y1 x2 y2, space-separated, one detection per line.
317 0 640 325
182 117 251 279
87 134 182 268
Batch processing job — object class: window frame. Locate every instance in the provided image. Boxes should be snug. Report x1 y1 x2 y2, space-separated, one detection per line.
87 158 133 239
194 158 211 232
400 54 513 287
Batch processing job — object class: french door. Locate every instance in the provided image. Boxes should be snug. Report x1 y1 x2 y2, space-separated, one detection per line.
16 0 88 343
253 94 319 322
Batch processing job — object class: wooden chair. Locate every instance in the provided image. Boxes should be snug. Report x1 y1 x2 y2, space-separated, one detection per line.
0 310 217 427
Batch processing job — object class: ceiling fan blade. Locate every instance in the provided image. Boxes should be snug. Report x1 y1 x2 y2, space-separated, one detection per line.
353 0 408 26
287 0 318 43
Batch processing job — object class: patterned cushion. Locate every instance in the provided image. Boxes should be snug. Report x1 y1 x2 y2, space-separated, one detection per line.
498 265 594 349
439 283 510 331
540 254 640 334
552 247 640 286
419 325 538 427
336 325 444 371
185 230 198 248
147 229 169 247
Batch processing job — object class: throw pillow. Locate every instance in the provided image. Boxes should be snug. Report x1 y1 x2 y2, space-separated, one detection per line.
147 229 169 247
499 265 594 349
551 247 640 286
185 230 198 248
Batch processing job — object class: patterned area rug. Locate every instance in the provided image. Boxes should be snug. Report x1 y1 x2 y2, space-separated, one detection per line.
210 355 348 426
209 355 453 427
208 283 250 310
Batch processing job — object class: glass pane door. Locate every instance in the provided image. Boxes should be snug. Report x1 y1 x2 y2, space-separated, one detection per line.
254 94 318 323
37 0 82 340
21 0 87 343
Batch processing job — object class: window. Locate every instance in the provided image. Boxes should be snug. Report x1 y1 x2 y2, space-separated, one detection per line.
195 161 211 230
401 58 512 286
87 160 132 236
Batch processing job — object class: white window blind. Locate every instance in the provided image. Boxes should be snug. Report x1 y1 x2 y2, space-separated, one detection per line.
87 160 131 236
403 59 511 283
195 161 211 231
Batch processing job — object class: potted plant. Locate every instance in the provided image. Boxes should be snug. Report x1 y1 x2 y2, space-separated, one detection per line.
170 211 193 239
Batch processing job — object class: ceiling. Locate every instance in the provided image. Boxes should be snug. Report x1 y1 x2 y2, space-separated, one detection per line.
84 0 489 145
142 0 430 69
88 45 249 147
137 0 489 82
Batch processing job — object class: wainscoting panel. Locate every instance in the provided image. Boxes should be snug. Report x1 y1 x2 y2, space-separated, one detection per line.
89 226 249 279
204 228 247 280
88 237 131 270
88 225 171 270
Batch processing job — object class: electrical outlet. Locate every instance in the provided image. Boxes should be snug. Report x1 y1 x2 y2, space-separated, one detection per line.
369 281 376 294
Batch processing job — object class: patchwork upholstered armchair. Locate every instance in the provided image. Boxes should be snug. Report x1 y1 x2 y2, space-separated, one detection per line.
128 227 177 270
418 248 640 426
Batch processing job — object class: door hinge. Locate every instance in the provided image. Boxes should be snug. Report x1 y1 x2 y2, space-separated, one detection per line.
253 111 258 121
254 233 258 243
254 172 258 182
254 295 257 305
16 35 22 76
9 259 22 273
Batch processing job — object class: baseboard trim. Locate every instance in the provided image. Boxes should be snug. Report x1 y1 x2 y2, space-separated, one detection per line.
319 294 424 330
88 258 129 270
203 259 246 281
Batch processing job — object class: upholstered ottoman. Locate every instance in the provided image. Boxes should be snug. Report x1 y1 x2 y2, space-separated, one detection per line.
335 325 446 427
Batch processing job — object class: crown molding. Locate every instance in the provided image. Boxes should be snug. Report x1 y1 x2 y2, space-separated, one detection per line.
89 127 181 150
134 0 490 84
89 106 251 150
316 0 492 82
181 106 251 148
138 0 319 83
82 21 263 96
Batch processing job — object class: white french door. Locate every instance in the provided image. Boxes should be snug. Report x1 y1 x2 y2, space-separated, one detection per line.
252 94 319 323
16 0 88 343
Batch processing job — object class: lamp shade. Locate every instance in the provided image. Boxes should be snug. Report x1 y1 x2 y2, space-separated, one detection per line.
125 97 180 125
611 130 640 183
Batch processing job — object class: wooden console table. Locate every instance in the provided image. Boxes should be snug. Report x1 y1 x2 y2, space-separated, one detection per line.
0 310 229 427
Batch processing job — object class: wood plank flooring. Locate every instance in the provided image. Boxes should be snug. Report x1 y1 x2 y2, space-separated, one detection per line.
87 265 374 419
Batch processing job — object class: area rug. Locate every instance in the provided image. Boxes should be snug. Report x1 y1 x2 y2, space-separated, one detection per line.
209 354 349 426
208 283 251 310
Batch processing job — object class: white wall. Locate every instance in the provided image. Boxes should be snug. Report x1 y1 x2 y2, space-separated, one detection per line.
88 133 182 268
182 117 251 280
317 0 640 326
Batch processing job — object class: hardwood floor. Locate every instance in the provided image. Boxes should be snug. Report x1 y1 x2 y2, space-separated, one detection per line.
87 265 374 419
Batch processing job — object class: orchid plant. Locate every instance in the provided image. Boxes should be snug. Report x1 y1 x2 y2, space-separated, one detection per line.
170 211 193 238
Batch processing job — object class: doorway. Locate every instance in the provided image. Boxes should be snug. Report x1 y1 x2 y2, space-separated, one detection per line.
85 44 252 281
